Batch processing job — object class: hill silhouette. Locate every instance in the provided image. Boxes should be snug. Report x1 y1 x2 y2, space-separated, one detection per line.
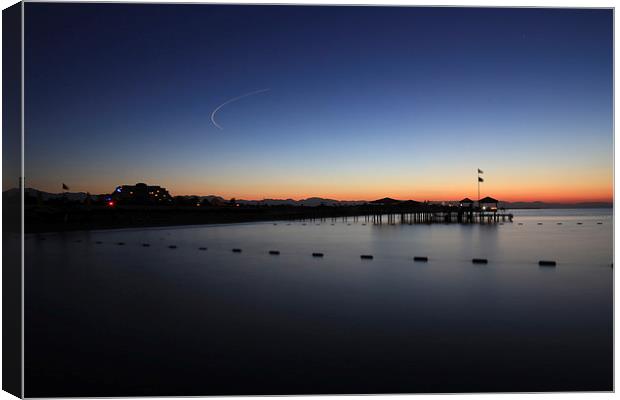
4 188 612 209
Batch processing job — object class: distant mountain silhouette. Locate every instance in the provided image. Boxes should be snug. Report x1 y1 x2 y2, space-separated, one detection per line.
6 188 612 209
235 197 367 207
198 195 226 203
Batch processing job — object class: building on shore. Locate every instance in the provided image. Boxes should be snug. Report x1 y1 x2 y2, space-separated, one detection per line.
108 183 172 205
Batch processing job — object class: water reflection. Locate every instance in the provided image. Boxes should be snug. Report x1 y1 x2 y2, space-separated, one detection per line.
24 209 613 396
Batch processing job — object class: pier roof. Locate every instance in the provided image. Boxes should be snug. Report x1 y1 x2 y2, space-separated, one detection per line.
479 196 499 203
370 197 401 205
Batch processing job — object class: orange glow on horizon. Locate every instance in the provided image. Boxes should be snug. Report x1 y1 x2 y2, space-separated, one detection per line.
28 167 613 205
168 187 613 204
166 177 612 204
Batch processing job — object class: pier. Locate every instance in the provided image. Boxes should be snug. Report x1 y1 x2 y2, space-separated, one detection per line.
25 195 514 232
294 199 514 226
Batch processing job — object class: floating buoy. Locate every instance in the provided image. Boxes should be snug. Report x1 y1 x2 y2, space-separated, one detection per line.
537 222 543 225
347 224 351 226
577 222 583 225
362 223 367 226
168 245 177 249
472 258 488 264
597 222 603 225
413 256 428 262
273 223 277 226
142 243 150 247
517 223 523 225
302 223 306 226
116 242 125 246
198 247 207 251
557 222 562 225
331 223 335 226
232 248 242 253
312 252 324 257
360 255 373 260
269 250 280 255
95 241 102 244
538 260 556 267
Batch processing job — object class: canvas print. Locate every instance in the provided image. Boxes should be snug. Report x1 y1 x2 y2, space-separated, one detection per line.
2 2 613 397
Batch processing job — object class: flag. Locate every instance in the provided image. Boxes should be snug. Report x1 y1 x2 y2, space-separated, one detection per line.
478 169 484 174
62 183 70 191
478 177 484 182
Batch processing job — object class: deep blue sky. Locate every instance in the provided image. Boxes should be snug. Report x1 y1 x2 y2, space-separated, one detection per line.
24 4 613 201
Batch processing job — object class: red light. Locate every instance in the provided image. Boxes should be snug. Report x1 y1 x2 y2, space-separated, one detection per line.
108 201 115 207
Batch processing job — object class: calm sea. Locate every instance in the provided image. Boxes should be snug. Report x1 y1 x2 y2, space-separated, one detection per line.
24 208 613 396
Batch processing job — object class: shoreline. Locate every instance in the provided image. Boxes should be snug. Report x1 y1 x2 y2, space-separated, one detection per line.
25 214 301 234
24 207 313 234
22 204 612 234
24 203 479 233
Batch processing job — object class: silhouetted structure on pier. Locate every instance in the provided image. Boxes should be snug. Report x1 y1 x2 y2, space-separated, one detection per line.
479 196 499 211
459 198 474 208
297 196 513 225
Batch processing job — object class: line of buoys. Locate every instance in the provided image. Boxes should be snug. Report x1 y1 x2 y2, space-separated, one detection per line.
64 241 597 270
538 260 557 267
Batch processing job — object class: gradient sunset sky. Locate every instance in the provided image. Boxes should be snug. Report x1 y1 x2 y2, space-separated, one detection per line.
24 4 612 202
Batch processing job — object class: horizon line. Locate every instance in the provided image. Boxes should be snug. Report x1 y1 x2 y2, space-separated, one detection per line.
12 186 614 205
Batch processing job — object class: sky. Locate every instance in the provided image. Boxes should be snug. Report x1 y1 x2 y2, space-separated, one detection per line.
23 4 613 202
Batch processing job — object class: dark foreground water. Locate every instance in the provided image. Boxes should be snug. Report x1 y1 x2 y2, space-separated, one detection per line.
24 209 613 396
